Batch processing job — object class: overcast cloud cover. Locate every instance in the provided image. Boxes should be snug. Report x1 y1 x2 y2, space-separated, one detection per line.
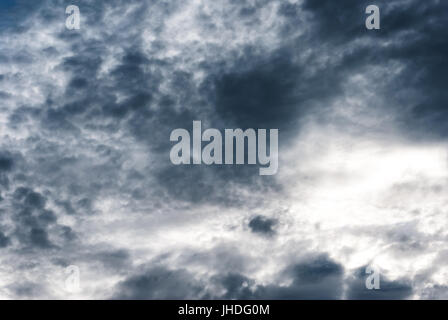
0 0 447 299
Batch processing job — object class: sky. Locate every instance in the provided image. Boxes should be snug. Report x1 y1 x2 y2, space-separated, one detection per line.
0 0 447 299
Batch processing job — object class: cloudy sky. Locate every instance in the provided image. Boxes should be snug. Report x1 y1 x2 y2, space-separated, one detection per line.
0 0 447 299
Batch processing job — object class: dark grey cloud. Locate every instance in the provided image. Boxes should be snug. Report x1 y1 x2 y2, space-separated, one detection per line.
0 0 42 34
96 249 131 271
248 215 277 235
0 154 14 172
421 285 448 300
303 0 448 139
11 187 56 249
0 230 10 248
212 52 301 131
113 254 345 300
113 266 205 300
7 281 47 299
346 266 413 300
302 0 368 43
235 256 343 300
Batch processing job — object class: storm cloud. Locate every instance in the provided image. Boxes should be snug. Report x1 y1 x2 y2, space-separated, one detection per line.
0 0 446 299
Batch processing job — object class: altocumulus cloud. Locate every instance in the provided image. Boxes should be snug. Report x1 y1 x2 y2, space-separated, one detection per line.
0 0 446 299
